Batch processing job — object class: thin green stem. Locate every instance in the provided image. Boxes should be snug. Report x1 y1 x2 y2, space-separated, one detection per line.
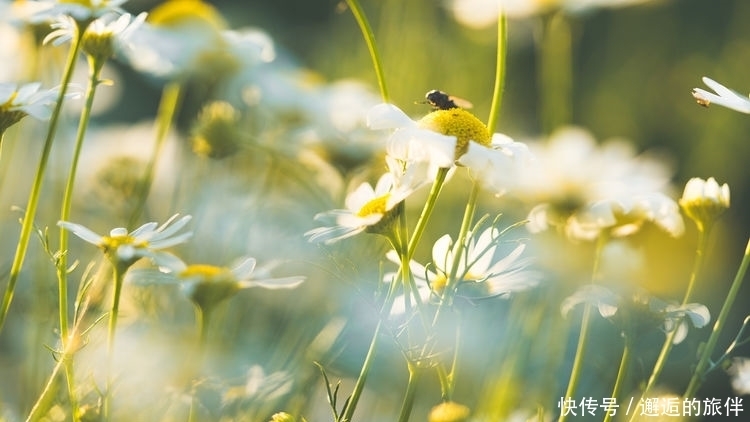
128 81 182 229
537 11 572 134
431 180 480 329
344 0 389 102
407 167 449 260
684 236 750 398
558 234 607 422
340 319 382 422
636 226 710 406
56 56 105 422
397 362 422 422
486 10 507 134
0 27 83 335
604 340 631 422
104 263 126 422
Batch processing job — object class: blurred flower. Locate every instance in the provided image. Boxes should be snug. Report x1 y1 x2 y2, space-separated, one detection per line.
428 401 470 422
44 12 146 61
28 0 128 24
191 101 243 159
458 132 534 196
269 412 296 422
171 257 305 312
562 285 709 344
305 159 426 244
558 191 684 240
679 177 730 231
367 103 457 174
692 77 750 114
729 358 750 396
386 226 538 314
448 0 655 27
514 127 681 240
58 214 192 270
0 82 60 134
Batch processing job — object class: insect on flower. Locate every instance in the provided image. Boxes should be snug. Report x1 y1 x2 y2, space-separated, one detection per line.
422 89 473 110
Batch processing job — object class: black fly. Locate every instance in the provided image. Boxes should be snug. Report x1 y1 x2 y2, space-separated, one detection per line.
423 90 473 110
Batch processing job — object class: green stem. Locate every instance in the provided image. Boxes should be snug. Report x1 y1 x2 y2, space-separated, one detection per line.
558 234 607 422
604 340 631 422
340 320 382 422
344 0 389 102
57 56 105 422
684 236 750 398
25 355 65 422
0 27 83 335
341 167 448 421
128 81 182 229
486 11 507 134
635 225 710 408
431 180 480 329
538 11 572 134
397 362 422 422
104 263 126 422
406 167 449 260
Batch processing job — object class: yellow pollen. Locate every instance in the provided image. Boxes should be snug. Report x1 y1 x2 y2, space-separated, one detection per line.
356 194 390 217
417 109 491 158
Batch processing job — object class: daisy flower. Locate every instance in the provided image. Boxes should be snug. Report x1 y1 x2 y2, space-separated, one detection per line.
305 159 425 244
44 12 146 60
562 285 709 344
367 103 458 175
458 133 534 196
28 0 128 24
128 256 305 313
514 126 682 240
692 77 750 114
386 226 538 314
0 82 61 134
58 214 192 270
448 0 655 28
175 257 305 312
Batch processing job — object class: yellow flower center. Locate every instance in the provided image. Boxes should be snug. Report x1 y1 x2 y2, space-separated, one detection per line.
356 193 390 217
100 234 146 251
148 0 227 29
431 274 448 295
179 264 233 281
417 109 491 158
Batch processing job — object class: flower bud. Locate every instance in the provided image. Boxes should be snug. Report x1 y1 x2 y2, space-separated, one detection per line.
269 412 296 422
679 177 730 231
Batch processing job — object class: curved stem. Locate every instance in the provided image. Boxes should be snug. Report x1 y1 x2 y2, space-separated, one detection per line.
127 82 182 229
344 0 389 102
486 10 507 134
340 320 382 422
0 28 83 335
684 236 750 398
558 234 607 422
407 167 449 260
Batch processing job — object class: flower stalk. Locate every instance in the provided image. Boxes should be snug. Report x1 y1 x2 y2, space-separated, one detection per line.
0 24 84 335
684 237 750 397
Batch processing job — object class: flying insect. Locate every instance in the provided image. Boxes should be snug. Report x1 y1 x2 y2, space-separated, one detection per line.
423 90 473 110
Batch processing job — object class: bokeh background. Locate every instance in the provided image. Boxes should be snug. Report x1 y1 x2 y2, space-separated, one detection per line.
3 0 750 421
